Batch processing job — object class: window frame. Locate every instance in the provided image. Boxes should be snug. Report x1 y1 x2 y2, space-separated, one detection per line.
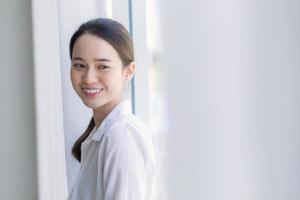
128 0 151 123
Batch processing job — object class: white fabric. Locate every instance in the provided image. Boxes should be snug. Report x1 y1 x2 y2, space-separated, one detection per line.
67 99 157 200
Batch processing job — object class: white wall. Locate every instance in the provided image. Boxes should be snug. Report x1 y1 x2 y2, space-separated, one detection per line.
0 0 38 199
150 0 300 199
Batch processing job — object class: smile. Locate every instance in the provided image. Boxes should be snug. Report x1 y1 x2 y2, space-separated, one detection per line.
82 88 104 96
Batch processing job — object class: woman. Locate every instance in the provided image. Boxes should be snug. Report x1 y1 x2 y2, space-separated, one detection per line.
67 18 157 200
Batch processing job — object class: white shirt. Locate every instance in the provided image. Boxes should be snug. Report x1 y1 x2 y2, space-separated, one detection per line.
67 100 158 200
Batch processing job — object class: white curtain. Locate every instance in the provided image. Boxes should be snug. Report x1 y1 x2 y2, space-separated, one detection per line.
146 0 300 199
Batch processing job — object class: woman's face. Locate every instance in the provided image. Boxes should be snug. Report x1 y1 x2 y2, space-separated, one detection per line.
70 33 134 110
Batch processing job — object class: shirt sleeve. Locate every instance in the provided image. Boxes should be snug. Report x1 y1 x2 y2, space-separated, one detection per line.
100 122 148 200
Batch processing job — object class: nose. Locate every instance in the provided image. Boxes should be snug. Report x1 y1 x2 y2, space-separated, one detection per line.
83 68 98 85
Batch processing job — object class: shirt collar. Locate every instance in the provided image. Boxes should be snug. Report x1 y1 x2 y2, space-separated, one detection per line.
91 99 132 141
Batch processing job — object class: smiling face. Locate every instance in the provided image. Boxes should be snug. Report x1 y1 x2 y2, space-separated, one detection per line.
70 33 135 110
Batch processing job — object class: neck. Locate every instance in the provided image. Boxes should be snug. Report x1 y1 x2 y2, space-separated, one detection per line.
93 98 123 129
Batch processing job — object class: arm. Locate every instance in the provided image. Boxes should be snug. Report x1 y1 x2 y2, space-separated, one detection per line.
100 123 148 200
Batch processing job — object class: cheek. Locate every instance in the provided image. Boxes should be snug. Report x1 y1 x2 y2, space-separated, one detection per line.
106 73 126 88
70 70 81 87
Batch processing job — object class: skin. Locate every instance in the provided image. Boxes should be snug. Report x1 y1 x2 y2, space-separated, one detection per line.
70 33 136 128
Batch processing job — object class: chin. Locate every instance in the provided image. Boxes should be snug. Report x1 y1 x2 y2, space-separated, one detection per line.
84 102 104 109
81 98 105 109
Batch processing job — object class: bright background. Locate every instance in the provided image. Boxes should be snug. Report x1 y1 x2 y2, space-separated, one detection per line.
1 0 300 199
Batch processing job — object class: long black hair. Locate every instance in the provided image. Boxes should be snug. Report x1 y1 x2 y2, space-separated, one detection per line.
69 18 134 162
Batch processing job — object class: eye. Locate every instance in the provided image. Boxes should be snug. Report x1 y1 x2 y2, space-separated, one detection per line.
97 65 109 70
73 63 85 69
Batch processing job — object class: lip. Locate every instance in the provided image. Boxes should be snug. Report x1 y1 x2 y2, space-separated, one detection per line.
82 88 103 97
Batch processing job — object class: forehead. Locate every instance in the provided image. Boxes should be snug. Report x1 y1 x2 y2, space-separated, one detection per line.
72 33 120 61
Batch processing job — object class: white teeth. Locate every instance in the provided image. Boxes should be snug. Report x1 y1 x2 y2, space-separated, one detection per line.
83 88 103 94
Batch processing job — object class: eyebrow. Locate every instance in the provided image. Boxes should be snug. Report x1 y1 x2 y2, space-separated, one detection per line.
72 57 112 62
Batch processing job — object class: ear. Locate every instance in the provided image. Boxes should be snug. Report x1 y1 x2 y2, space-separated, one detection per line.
124 62 136 81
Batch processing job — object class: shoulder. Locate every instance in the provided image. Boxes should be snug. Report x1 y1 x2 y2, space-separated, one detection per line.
103 113 148 143
101 113 151 161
